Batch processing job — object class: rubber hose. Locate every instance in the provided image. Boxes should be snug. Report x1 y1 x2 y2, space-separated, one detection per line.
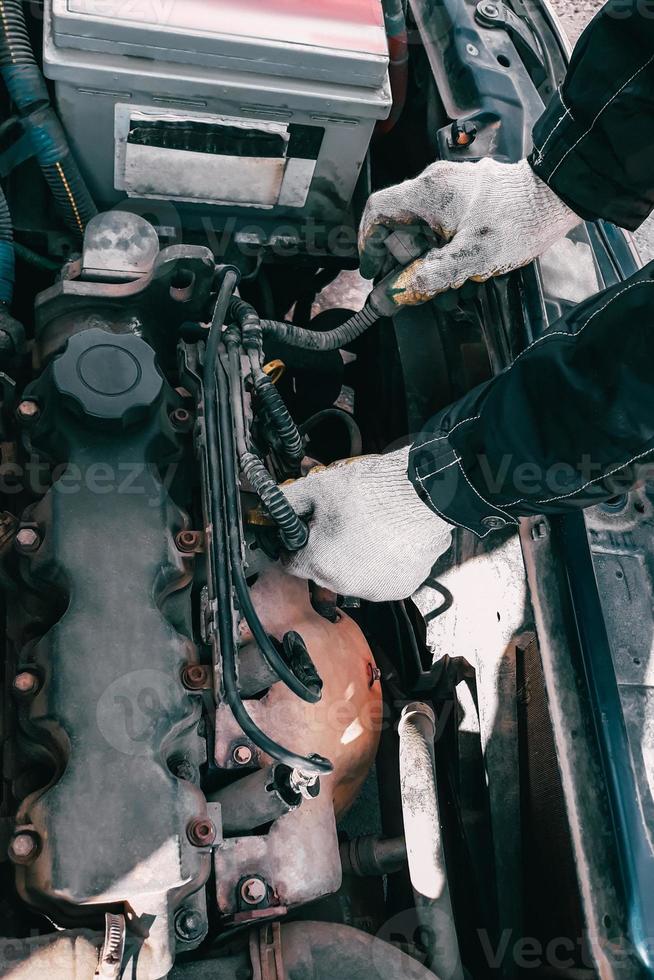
376 0 409 136
207 291 330 769
227 295 263 351
253 370 304 465
261 304 379 351
398 703 464 980
0 0 97 237
241 451 309 551
0 183 14 304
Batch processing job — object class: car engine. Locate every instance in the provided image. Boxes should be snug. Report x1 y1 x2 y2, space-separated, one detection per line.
0 2 652 979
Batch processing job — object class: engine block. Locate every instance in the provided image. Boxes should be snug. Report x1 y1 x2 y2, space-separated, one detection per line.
10 325 215 977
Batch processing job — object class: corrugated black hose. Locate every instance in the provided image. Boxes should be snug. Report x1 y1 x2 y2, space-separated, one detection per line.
204 272 331 777
252 369 305 468
224 304 309 546
0 0 97 238
261 305 379 351
0 181 14 304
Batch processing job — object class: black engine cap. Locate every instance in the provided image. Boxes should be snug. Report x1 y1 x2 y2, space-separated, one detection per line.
51 328 164 427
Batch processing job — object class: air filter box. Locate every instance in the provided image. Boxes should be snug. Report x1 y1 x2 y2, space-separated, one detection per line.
43 1 391 229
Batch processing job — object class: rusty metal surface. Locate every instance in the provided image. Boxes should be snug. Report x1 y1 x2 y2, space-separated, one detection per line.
214 792 341 920
212 562 382 922
218 563 383 818
7 321 213 979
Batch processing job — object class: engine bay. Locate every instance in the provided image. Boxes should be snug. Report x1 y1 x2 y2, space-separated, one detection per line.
0 2 652 979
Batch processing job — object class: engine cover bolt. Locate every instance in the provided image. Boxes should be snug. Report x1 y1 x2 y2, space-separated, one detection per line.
240 876 268 906
187 817 217 848
15 527 41 553
478 0 501 17
176 530 202 554
13 671 40 695
9 831 40 865
181 664 210 691
16 400 40 423
174 907 205 943
170 407 193 432
232 744 253 766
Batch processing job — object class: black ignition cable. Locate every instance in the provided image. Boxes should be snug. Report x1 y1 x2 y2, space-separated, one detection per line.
203 269 332 779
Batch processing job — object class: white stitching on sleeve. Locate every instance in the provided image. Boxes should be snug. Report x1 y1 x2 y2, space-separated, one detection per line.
415 456 459 480
415 280 654 515
544 53 654 183
415 471 491 538
509 279 654 371
416 452 518 525
454 456 519 524
497 279 654 508
413 414 481 451
532 89 572 165
530 444 654 506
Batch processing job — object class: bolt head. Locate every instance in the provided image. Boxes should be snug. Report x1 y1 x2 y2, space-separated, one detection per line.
13 671 39 695
232 744 253 767
16 400 40 422
9 832 39 864
174 907 205 943
181 664 210 691
15 527 41 553
187 817 217 848
176 530 202 554
240 877 267 906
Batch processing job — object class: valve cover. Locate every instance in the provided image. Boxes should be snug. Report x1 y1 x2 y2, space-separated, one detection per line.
12 329 214 978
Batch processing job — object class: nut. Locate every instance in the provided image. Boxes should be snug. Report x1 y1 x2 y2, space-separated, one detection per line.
170 407 193 431
174 907 205 943
187 817 216 848
9 831 40 865
240 877 267 906
181 664 210 691
15 527 41 553
175 530 202 554
13 671 39 695
16 400 40 423
232 744 253 767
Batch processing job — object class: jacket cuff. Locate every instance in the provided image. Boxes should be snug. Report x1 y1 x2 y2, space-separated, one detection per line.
529 86 654 233
408 412 519 539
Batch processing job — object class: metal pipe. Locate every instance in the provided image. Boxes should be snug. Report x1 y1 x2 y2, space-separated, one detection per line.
208 764 306 834
340 835 407 877
398 702 463 980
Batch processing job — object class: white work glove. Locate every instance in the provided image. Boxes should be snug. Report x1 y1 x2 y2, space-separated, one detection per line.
281 448 453 603
359 158 581 305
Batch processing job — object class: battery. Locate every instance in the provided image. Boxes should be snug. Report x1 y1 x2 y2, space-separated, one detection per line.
43 0 391 229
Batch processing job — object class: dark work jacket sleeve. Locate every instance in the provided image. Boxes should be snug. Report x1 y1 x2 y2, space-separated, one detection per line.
529 0 654 230
408 262 654 537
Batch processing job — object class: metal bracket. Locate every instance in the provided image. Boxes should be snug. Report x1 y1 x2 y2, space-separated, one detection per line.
475 1 546 85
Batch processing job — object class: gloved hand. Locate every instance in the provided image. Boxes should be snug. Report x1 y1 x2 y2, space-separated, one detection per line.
359 158 581 305
281 448 453 602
